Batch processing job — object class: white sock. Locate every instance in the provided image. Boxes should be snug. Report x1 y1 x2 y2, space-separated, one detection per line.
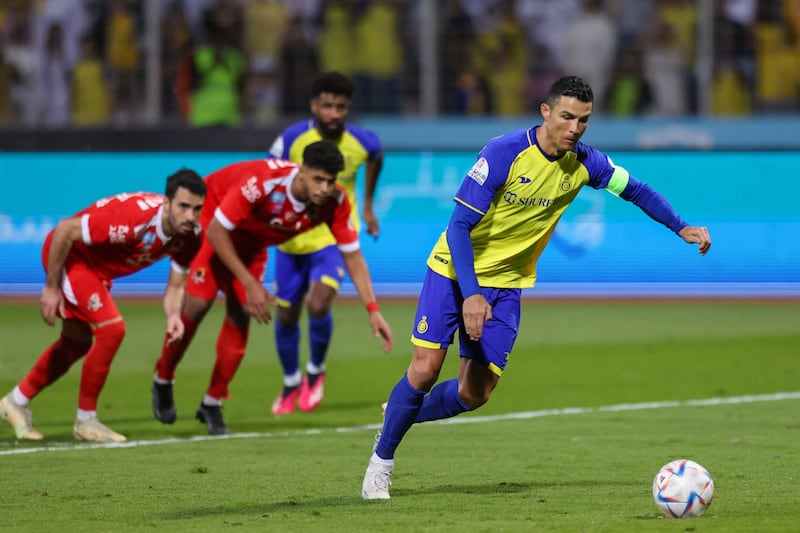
371 452 394 467
305 362 325 375
283 369 302 387
12 386 30 406
154 375 173 385
76 409 96 421
202 395 221 406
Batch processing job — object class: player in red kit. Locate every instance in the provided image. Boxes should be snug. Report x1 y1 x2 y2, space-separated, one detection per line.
0 169 206 443
151 140 393 435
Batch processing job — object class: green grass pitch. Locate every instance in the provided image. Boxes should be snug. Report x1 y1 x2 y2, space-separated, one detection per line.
0 298 798 532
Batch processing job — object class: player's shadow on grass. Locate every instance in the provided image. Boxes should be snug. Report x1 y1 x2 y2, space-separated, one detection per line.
396 479 637 497
158 480 644 522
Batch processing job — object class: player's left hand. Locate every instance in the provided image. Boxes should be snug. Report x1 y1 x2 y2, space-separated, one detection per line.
678 226 712 255
363 209 380 238
165 314 185 344
368 311 393 352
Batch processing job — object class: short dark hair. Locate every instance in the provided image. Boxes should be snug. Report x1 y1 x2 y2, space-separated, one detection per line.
165 168 206 199
546 76 594 107
311 71 355 99
303 140 345 176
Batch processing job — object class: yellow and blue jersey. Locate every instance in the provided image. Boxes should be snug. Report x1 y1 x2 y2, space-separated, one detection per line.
428 126 684 289
268 120 381 254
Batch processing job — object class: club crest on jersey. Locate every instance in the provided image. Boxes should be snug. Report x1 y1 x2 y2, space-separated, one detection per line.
270 191 286 206
467 158 489 185
241 177 262 203
141 231 156 251
416 315 429 334
87 293 103 311
560 174 572 192
191 268 206 284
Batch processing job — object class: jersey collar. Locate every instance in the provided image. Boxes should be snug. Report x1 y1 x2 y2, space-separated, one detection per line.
284 168 305 211
155 203 170 241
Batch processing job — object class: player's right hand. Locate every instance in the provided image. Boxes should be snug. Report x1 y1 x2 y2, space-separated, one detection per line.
165 314 185 344
368 311 393 352
40 286 64 326
363 209 380 238
462 294 492 341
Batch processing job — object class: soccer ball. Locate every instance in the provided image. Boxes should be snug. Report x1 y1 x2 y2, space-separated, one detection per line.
652 459 714 518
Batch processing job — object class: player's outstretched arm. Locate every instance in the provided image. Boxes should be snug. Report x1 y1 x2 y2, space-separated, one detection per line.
615 175 711 255
40 217 83 325
163 269 188 344
206 219 273 324
342 249 393 352
367 310 393 353
678 226 712 255
362 157 383 237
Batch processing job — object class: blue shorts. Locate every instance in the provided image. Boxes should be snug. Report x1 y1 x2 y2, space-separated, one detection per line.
274 245 346 307
411 268 521 376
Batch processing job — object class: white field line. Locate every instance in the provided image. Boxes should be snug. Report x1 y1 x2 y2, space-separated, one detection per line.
1 391 798 456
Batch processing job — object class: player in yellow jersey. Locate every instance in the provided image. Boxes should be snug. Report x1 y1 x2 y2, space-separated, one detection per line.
267 72 384 415
361 76 712 500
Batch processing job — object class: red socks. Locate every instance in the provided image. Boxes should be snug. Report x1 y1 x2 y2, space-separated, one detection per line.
77 320 126 411
19 333 92 400
207 318 249 400
154 313 199 381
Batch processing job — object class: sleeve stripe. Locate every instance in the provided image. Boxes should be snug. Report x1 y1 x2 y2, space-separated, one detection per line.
214 207 236 230
80 214 92 244
338 240 360 253
171 260 189 274
605 166 630 197
454 197 486 215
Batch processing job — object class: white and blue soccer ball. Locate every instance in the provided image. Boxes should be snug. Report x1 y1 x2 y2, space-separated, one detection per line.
652 459 714 518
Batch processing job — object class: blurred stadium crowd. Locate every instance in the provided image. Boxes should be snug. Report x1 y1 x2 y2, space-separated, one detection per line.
0 0 798 129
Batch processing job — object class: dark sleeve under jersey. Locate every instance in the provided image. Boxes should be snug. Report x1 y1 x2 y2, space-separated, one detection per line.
445 203 484 298
619 176 688 234
444 135 521 299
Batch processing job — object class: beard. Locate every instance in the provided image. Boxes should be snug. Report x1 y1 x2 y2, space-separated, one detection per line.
166 215 194 235
318 120 345 140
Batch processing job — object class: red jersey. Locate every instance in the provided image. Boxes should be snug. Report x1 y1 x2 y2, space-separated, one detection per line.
203 159 359 255
45 192 203 280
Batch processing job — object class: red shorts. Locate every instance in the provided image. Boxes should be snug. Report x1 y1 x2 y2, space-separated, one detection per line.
186 238 267 303
46 257 121 324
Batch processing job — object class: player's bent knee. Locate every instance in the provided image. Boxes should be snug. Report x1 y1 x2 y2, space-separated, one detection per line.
305 300 332 318
458 390 490 410
276 306 301 327
62 320 94 345
93 319 127 344
407 363 441 390
184 296 213 321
